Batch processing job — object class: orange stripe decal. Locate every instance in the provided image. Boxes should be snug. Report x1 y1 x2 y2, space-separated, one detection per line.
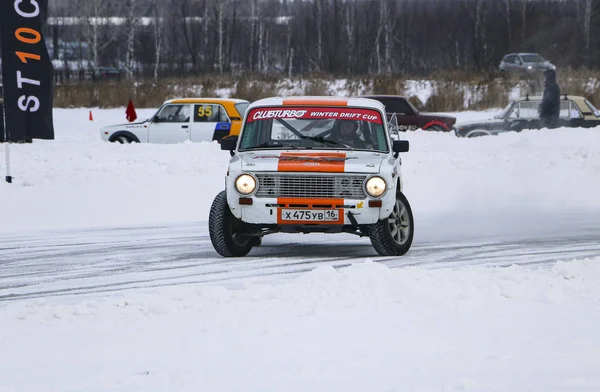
282 99 348 106
277 152 347 173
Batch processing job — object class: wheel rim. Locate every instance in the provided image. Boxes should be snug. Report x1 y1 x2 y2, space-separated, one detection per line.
387 198 411 245
229 216 252 246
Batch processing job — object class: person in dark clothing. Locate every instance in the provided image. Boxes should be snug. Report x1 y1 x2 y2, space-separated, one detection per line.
538 69 561 129
327 120 369 149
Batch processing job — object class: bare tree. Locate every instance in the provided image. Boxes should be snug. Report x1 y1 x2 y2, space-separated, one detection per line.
505 0 513 49
124 0 138 80
82 0 122 69
152 0 163 82
180 0 199 72
217 0 224 74
344 1 356 74
315 0 324 71
46 0 600 78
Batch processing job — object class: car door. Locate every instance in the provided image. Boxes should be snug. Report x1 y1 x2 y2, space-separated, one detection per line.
148 104 192 143
517 100 543 129
506 101 541 131
190 103 231 142
562 100 585 128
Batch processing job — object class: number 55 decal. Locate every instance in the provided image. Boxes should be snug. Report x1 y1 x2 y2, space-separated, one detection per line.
198 105 213 117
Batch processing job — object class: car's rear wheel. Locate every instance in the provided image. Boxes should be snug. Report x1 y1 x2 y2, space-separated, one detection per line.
209 191 254 257
369 191 414 256
425 125 447 132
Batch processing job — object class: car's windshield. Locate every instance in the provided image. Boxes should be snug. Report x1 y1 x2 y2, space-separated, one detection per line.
235 102 250 117
585 99 600 117
496 101 515 119
520 54 545 63
239 106 389 152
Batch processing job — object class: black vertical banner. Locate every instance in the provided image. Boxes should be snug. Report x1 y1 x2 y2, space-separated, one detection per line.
1 0 54 143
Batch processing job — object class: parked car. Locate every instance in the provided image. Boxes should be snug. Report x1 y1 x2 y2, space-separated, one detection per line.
210 96 413 257
92 66 122 82
361 95 456 132
453 94 600 138
100 98 250 144
499 53 555 73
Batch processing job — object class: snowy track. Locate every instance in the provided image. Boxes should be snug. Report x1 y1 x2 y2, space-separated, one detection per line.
3 109 600 391
2 216 599 302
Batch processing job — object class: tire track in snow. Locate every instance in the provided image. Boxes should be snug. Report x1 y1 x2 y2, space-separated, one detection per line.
1 223 600 302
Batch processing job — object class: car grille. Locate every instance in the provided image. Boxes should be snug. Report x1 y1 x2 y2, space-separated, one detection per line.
255 174 367 199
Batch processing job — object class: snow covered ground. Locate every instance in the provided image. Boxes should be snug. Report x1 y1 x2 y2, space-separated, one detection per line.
1 107 600 391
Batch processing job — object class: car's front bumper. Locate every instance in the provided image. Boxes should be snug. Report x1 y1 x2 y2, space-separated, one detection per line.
227 195 394 226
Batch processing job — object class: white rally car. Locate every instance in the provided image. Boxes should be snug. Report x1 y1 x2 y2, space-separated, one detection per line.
100 98 250 144
209 96 413 257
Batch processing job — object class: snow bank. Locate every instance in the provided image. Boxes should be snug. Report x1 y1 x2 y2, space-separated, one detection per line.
2 257 600 391
1 108 599 237
2 107 600 392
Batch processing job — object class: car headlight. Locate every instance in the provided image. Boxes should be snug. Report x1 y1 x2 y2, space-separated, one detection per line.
235 174 257 195
365 176 387 198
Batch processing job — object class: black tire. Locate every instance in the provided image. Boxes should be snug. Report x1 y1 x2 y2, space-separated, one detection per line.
114 135 132 144
369 191 414 256
208 191 254 257
425 125 447 132
467 131 489 138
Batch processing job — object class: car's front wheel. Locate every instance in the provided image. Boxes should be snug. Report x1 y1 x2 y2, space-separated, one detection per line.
209 191 254 257
114 135 133 144
369 191 414 256
466 130 490 138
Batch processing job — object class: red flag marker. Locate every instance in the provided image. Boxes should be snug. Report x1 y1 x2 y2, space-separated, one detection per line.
126 99 138 122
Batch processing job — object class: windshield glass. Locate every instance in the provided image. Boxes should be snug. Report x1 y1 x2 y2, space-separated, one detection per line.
235 102 250 117
521 54 545 63
239 106 389 152
496 101 515 119
585 99 600 117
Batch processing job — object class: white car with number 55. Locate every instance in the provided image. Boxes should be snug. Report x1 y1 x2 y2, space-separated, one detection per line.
209 96 414 257
100 98 249 144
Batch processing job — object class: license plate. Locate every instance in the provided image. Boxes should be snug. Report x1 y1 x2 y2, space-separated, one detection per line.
281 209 339 222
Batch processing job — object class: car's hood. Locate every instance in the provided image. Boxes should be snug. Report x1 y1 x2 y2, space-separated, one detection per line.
454 117 504 129
240 150 385 174
101 120 149 131
526 61 553 69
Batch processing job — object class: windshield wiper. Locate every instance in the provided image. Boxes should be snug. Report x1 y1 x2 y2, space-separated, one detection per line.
247 141 303 150
299 135 350 148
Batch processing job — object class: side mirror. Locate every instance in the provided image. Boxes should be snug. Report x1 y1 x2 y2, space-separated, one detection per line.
392 140 409 153
220 135 238 151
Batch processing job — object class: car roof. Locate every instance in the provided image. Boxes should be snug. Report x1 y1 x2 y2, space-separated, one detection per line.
360 94 409 100
516 94 584 102
164 98 249 104
505 52 540 56
248 96 386 112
